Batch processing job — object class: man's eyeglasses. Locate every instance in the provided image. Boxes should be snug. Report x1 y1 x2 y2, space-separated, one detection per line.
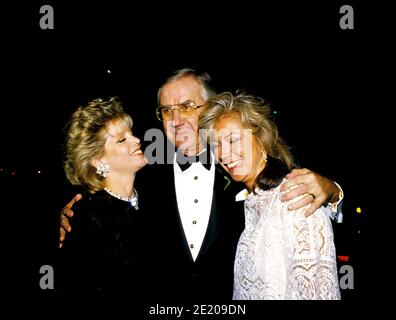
156 101 204 121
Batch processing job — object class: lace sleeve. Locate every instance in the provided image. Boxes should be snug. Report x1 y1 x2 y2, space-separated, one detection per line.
285 205 341 299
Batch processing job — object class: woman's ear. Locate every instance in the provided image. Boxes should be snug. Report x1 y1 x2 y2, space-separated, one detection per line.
91 155 107 168
89 159 99 168
91 159 100 169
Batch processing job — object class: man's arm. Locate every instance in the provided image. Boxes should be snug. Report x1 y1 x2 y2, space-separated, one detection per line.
59 193 82 248
280 168 343 218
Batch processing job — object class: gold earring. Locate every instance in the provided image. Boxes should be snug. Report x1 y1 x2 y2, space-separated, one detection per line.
261 151 267 162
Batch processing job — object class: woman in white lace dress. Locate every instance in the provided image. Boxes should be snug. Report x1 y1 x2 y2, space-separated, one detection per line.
200 92 341 300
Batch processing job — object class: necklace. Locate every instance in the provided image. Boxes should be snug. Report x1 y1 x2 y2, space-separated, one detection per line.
104 187 139 210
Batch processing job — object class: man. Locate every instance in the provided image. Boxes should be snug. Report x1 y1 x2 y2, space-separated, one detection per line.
60 68 343 301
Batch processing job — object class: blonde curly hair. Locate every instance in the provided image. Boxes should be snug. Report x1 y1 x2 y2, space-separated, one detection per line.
200 92 296 190
64 97 132 193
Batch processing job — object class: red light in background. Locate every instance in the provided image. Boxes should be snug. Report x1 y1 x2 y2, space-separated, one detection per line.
337 255 350 262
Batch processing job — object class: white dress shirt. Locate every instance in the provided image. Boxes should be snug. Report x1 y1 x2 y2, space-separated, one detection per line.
174 152 215 261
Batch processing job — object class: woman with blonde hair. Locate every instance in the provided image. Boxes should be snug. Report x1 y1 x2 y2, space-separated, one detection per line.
60 96 147 294
200 92 341 300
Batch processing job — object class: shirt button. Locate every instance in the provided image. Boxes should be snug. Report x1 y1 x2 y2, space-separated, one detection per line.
192 220 197 224
194 199 198 203
190 244 194 249
194 176 198 180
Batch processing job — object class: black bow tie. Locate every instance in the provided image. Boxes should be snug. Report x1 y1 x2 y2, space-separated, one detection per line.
176 149 211 172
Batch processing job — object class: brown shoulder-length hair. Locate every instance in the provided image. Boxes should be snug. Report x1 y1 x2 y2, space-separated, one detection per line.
64 97 132 193
199 92 297 191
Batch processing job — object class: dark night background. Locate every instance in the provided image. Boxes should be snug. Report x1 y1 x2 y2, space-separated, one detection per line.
2 0 379 312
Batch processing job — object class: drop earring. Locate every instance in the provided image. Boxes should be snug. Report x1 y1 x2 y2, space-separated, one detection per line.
96 160 110 177
261 151 267 162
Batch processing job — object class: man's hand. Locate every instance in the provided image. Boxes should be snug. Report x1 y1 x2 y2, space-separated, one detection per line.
280 168 341 217
59 194 82 248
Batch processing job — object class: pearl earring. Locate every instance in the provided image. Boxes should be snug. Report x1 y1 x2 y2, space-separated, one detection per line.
96 160 110 177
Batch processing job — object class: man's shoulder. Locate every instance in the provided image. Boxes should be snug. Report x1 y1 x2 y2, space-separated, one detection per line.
136 164 176 209
137 163 173 186
140 163 174 176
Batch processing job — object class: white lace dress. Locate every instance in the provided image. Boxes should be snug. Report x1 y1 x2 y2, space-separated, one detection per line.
233 186 341 300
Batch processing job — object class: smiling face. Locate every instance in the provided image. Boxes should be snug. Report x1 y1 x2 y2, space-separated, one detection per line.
159 76 206 155
99 119 147 176
212 113 266 191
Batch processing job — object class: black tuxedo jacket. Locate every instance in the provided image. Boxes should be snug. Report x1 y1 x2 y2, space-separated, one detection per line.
138 162 245 302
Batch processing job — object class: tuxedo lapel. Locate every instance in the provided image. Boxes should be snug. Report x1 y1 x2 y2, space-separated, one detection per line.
196 165 230 261
158 162 238 264
161 163 195 263
196 190 219 261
